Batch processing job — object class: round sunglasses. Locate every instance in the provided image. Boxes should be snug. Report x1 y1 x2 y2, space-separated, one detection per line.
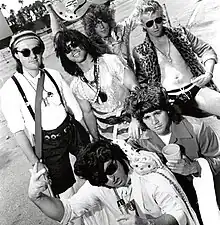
16 46 42 57
145 17 163 28
64 42 79 54
105 160 118 176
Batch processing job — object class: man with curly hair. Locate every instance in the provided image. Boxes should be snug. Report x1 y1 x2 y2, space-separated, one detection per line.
45 0 143 71
133 0 220 118
125 85 220 224
28 140 200 225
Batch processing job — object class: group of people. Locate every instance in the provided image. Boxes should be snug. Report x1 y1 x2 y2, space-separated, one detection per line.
1 0 220 224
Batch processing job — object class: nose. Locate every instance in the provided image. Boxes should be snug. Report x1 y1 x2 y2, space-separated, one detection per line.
151 115 158 125
153 21 158 29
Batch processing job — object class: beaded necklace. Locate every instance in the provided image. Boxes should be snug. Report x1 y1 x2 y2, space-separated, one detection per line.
80 58 107 104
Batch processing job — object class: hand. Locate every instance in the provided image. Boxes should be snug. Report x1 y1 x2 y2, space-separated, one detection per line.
117 214 152 225
166 156 198 176
44 0 53 11
128 117 142 139
28 162 49 201
191 72 213 87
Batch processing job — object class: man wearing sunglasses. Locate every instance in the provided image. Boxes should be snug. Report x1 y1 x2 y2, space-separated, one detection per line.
1 30 90 199
133 0 220 119
28 140 200 225
45 0 143 71
54 29 140 141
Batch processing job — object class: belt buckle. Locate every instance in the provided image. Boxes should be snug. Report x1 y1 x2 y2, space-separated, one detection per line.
51 134 57 140
44 135 50 141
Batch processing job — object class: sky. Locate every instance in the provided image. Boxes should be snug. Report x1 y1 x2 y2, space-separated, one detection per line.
0 0 36 16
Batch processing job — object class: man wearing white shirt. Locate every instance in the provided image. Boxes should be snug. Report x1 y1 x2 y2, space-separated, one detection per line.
28 140 200 225
1 30 90 198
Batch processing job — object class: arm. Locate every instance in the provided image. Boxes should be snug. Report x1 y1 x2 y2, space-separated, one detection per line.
15 130 39 165
60 75 83 122
44 1 65 36
28 163 66 222
185 28 217 75
29 164 100 223
196 122 220 175
117 214 178 225
76 97 99 141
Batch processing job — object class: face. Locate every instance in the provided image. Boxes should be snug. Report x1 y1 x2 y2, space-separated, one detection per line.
94 19 110 38
65 41 87 63
143 110 170 135
103 160 128 188
141 10 164 38
15 38 43 71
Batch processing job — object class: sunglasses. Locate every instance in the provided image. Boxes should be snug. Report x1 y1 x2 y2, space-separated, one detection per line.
145 17 163 28
105 160 118 176
16 46 42 57
64 42 79 54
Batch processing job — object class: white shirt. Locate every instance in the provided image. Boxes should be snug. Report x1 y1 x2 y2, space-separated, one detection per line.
60 171 196 225
0 68 82 138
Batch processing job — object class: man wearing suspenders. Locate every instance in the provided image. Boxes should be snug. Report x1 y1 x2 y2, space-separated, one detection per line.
0 30 90 198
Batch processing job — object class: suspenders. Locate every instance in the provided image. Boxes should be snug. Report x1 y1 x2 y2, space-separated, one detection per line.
12 69 65 120
12 76 35 120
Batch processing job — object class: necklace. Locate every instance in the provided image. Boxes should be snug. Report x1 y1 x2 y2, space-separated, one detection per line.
154 38 172 63
80 59 107 104
21 73 54 106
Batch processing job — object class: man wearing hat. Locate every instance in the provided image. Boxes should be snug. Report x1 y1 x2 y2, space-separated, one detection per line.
0 30 90 198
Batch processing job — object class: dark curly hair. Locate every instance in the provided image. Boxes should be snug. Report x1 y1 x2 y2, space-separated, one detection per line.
124 86 182 130
54 29 102 77
74 140 130 187
82 4 116 54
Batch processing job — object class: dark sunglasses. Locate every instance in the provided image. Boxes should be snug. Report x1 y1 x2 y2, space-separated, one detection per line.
64 42 79 54
145 17 163 28
105 160 118 176
16 46 42 57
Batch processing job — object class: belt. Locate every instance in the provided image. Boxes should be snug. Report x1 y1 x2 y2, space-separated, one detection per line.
44 125 71 141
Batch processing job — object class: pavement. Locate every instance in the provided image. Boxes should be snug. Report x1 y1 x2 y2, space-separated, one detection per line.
0 0 220 224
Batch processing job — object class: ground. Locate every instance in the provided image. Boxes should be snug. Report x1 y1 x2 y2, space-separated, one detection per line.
0 0 219 224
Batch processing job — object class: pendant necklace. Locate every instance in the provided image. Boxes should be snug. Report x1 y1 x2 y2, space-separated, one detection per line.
22 73 53 106
154 38 172 63
80 59 108 104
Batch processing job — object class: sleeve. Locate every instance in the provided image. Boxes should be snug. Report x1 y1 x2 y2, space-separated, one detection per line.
60 182 100 224
194 122 220 175
184 28 218 64
152 180 187 225
48 69 83 122
0 80 25 133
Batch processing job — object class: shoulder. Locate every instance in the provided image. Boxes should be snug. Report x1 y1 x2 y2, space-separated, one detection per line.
1 73 21 98
181 116 206 136
44 68 63 80
101 53 120 61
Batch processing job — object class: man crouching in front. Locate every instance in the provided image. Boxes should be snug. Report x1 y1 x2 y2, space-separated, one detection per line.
28 140 200 225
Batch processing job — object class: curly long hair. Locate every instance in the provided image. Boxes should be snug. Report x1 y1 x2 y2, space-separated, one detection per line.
124 86 182 130
82 4 116 54
74 140 130 187
54 29 102 77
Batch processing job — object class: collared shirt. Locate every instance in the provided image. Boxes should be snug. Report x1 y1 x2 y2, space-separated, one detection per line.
1 68 82 139
60 170 195 225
